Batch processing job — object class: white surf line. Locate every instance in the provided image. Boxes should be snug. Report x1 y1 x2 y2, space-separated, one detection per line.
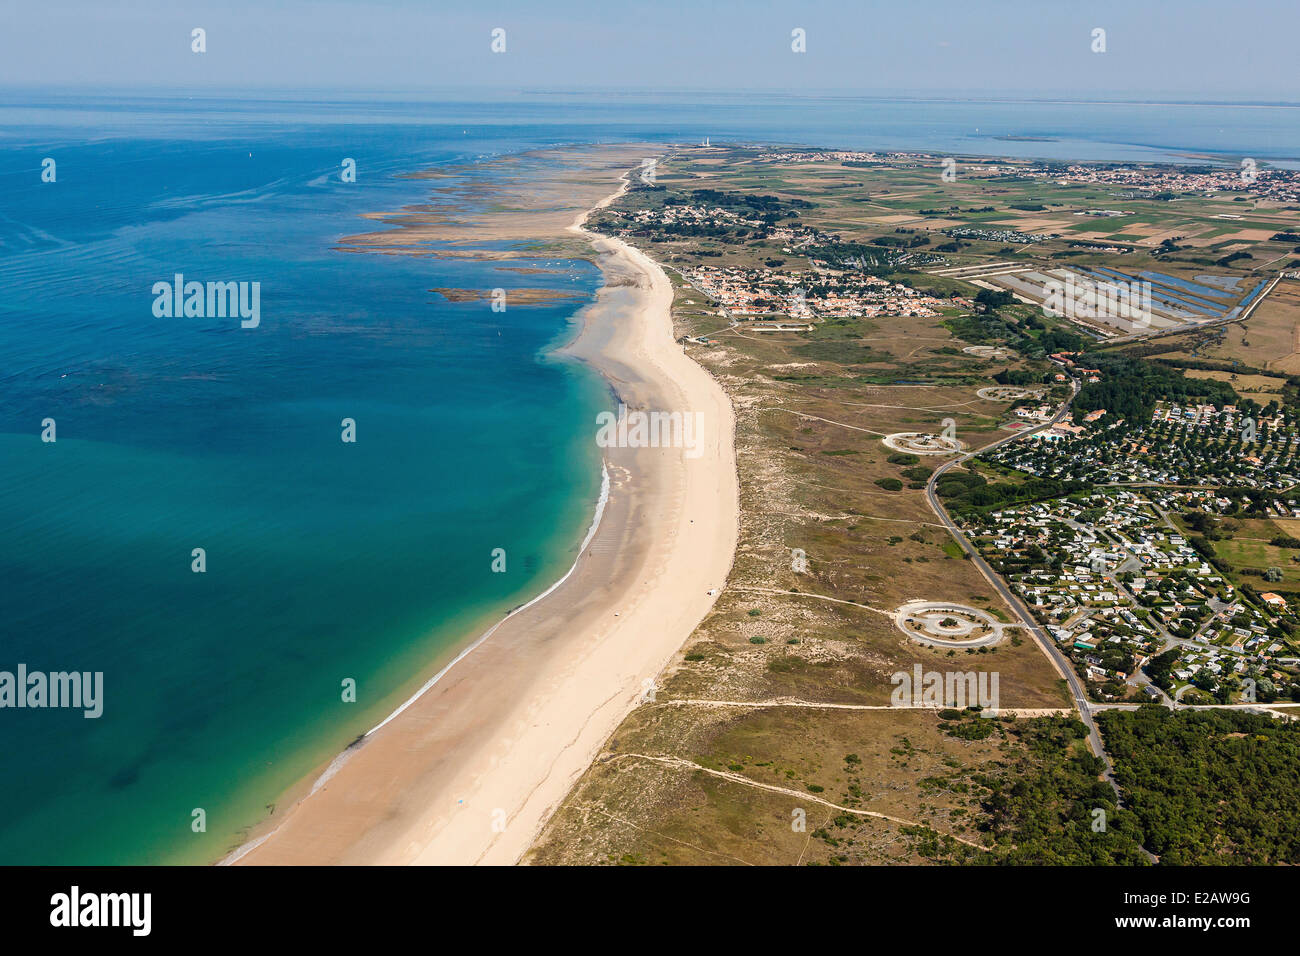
366 460 611 740
221 833 270 865
221 461 613 866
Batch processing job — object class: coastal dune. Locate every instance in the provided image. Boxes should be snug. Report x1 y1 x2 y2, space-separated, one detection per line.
232 165 739 865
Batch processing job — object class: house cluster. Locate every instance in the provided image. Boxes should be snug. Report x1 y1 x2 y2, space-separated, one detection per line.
768 224 830 250
756 149 889 164
1036 420 1091 441
601 197 841 252
682 265 949 320
1147 486 1300 522
622 203 768 233
1014 404 1057 422
962 489 1299 701
1021 162 1300 204
1047 353 1102 380
990 400 1300 489
1146 401 1291 435
943 226 1049 244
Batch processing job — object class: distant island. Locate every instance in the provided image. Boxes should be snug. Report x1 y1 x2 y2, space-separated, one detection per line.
429 287 585 304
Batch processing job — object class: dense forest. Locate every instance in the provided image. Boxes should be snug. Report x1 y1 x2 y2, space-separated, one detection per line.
972 717 1150 864
931 708 1300 865
801 240 907 274
1072 353 1239 424
936 469 1087 513
943 308 1086 360
1097 707 1300 864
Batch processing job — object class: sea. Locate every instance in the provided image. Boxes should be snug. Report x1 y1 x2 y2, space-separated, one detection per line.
1 90 1298 864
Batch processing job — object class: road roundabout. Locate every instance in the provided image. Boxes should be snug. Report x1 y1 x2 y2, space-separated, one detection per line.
882 432 966 456
894 600 1008 648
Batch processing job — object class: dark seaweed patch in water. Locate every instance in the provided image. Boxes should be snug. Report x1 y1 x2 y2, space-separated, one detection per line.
108 763 142 790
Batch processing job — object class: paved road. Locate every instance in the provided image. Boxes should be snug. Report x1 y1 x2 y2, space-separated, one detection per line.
1091 700 1300 715
1074 530 1179 708
923 378 1128 799
911 280 1285 861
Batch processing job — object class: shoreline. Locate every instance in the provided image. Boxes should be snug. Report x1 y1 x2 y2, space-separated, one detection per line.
219 463 613 866
231 161 740 865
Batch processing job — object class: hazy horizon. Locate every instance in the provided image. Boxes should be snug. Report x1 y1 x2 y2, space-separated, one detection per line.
4 1 1297 101
7 87 1300 107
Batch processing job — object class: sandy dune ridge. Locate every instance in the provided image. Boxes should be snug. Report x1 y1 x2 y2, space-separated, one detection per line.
229 157 740 865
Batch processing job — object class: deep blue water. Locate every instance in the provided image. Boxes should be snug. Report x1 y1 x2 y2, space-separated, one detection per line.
0 110 614 864
2 91 1298 864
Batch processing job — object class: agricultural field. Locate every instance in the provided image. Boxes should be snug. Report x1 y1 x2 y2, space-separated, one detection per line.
1208 517 1300 590
1182 369 1287 403
533 145 1300 865
533 149 1102 865
1144 279 1300 374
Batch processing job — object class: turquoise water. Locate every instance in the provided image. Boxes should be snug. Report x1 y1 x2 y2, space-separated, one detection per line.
3 92 1300 864
0 112 612 864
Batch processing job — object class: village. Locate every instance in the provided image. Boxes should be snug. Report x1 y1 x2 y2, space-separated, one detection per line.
755 148 921 165
960 488 1300 704
679 264 957 321
618 201 824 246
989 399 1300 490
1019 160 1300 204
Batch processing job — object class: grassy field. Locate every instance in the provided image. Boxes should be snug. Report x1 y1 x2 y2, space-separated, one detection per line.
531 146 1300 864
1143 280 1300 373
1213 518 1300 588
1183 368 1289 402
529 149 1087 865
528 707 1021 865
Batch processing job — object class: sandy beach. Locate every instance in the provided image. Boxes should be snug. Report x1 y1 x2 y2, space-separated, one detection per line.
230 163 739 865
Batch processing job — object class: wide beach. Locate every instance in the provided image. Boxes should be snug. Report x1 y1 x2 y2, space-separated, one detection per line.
231 153 739 865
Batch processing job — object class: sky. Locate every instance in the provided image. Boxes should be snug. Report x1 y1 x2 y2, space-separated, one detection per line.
1 0 1296 101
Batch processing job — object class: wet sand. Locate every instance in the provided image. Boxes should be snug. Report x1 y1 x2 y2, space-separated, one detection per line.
230 157 739 865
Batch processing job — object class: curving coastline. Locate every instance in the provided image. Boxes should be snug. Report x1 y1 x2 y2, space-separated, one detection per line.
231 157 740 865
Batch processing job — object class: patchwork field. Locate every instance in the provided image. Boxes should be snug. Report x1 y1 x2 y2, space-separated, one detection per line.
532 146 1300 865
1142 279 1300 373
1183 369 1287 403
530 150 1095 864
1209 517 1300 591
